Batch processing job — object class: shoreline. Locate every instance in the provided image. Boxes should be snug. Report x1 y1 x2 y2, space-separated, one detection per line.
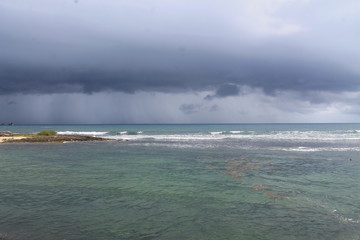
0 135 112 143
0 136 28 143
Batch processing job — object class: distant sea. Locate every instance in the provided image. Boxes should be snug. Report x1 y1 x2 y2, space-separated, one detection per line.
0 124 359 240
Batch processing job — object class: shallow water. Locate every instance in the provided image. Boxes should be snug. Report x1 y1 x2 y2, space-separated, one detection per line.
0 124 360 239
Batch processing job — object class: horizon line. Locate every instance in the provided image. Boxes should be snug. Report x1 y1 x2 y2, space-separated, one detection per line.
1 122 360 125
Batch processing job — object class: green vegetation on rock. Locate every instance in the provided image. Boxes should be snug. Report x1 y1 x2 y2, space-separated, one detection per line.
37 130 57 136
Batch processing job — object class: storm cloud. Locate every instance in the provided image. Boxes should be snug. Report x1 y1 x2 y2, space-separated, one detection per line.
1 0 360 123
1 54 358 96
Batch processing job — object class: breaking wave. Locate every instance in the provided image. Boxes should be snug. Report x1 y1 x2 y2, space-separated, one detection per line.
55 128 360 151
105 130 360 141
57 131 108 136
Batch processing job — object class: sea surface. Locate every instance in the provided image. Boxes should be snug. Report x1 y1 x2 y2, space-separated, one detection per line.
0 124 359 240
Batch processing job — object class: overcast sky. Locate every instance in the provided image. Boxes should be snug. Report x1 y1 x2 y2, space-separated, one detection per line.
1 0 360 123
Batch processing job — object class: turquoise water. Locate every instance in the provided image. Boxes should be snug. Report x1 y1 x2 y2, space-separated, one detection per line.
0 124 359 239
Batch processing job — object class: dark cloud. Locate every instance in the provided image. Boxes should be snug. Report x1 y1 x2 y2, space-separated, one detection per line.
205 84 240 100
216 84 240 97
1 51 359 96
1 0 360 98
179 104 201 115
1 0 360 123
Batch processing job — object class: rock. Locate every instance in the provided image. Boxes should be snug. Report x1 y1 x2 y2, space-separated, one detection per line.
265 191 290 200
0 131 13 136
3 135 109 143
251 184 267 191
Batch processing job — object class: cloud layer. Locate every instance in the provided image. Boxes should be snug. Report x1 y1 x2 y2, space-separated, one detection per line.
1 0 360 123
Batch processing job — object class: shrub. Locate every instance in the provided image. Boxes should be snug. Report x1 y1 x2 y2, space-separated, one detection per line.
37 130 57 136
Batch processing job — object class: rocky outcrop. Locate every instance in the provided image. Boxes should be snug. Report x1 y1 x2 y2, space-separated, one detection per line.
3 135 110 143
0 131 13 136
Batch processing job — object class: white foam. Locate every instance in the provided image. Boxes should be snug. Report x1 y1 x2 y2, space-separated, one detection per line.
106 134 220 141
57 129 360 152
57 131 108 136
210 131 244 135
118 131 143 135
333 211 360 224
270 146 360 152
337 216 360 224
204 130 360 141
255 131 360 141
210 131 223 135
103 130 360 141
229 131 244 134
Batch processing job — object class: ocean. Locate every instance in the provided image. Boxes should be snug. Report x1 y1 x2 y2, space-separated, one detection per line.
0 124 359 240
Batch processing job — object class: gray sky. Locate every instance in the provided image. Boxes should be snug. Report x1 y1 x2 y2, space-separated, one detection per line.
1 0 360 123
